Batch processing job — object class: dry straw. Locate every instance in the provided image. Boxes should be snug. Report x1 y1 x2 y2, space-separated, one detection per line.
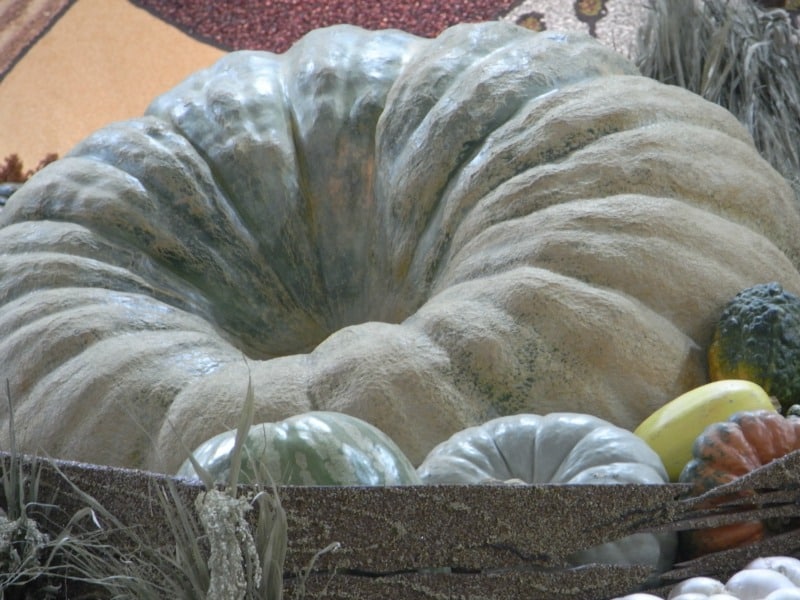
637 0 800 202
0 374 309 599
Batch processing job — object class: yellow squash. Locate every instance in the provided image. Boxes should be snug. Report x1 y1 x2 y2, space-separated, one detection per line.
634 380 777 481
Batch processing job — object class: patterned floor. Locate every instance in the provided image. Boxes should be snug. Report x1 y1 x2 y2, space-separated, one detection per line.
2 0 648 83
0 0 651 170
3 0 796 172
124 0 646 56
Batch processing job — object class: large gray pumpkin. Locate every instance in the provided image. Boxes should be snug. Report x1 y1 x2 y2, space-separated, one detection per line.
1 22 799 472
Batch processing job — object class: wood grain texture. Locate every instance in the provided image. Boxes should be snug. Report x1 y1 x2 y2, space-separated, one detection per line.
4 450 799 598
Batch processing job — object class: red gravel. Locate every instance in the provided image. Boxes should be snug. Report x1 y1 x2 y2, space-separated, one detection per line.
130 0 521 53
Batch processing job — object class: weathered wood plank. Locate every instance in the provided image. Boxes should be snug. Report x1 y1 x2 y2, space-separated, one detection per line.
2 450 799 598
283 565 657 600
277 483 688 571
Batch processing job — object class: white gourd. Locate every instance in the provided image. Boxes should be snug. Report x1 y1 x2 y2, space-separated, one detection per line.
612 557 800 600
417 412 677 571
668 577 726 598
764 590 800 600
724 569 797 599
747 558 800 587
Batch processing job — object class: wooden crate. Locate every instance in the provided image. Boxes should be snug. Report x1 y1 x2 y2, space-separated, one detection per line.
2 451 799 599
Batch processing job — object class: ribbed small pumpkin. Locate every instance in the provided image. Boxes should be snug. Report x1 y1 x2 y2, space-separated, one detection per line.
417 412 678 571
679 410 800 558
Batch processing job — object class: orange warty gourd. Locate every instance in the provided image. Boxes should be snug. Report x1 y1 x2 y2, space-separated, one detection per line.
679 410 800 558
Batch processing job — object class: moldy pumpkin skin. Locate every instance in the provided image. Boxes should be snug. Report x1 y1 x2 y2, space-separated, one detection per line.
1 23 800 473
708 282 800 413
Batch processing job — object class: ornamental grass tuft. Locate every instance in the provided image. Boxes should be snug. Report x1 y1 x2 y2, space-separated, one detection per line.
637 0 800 202
0 372 307 599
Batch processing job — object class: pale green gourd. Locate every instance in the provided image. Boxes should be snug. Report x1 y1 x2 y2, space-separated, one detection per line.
178 411 421 486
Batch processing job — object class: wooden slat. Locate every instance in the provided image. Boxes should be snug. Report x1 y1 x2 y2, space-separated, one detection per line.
277 483 688 571
2 450 799 598
283 566 658 600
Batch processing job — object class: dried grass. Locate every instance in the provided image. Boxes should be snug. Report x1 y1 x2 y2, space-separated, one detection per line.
0 374 305 599
637 0 800 203
1 379 75 598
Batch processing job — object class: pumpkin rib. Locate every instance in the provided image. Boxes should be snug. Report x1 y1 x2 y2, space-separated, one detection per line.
7 148 319 356
683 412 800 479
78 120 336 358
69 121 322 341
413 264 707 428
152 51 330 316
0 252 162 310
0 227 245 355
436 195 799 351
695 426 763 475
441 76 757 224
149 35 406 335
377 30 639 298
0 290 213 399
277 29 420 326
732 411 800 464
465 123 794 249
437 78 800 272
15 328 241 467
